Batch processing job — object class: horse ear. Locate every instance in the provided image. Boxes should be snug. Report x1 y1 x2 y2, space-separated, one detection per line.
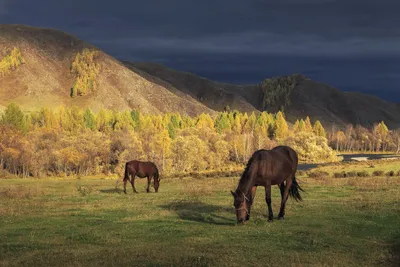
230 190 236 197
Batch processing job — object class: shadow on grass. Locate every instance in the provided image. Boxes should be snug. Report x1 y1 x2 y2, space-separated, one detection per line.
387 233 400 267
159 200 235 226
99 188 124 194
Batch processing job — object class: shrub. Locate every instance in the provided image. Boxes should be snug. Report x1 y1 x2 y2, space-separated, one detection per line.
0 47 24 76
356 171 369 177
386 171 395 177
285 132 339 164
308 171 329 178
333 172 346 178
372 170 385 177
346 171 357 177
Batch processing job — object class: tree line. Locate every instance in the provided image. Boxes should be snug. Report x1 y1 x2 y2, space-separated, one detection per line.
0 103 398 178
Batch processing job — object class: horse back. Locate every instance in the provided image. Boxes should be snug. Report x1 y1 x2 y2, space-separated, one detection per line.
250 147 298 184
126 160 158 178
272 146 298 171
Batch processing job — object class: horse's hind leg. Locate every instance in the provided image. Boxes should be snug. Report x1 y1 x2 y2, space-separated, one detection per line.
265 182 273 222
123 178 128 194
131 174 138 193
278 178 292 220
146 176 151 193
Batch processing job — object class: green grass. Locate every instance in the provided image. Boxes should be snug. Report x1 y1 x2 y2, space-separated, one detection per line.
1 175 399 267
311 159 400 176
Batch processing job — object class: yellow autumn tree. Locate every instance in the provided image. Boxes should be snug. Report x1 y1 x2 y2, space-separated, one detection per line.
313 120 326 138
274 111 288 142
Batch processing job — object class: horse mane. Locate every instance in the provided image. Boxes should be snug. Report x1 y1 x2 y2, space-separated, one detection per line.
236 151 261 194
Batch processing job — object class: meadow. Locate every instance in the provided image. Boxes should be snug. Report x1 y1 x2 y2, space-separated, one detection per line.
1 164 400 267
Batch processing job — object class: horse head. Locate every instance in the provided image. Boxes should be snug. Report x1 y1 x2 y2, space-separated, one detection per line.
231 190 250 224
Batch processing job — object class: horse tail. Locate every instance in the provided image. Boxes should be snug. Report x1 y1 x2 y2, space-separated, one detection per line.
289 175 304 202
123 162 129 181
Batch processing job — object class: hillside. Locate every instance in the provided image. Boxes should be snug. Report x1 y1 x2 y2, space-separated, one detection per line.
132 63 400 129
258 75 400 129
0 24 215 116
125 62 261 112
1 24 400 129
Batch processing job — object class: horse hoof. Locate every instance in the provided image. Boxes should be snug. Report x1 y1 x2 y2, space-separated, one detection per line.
268 219 273 222
278 217 284 220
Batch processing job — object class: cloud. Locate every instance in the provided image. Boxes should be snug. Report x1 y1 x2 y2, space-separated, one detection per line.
90 31 400 58
0 0 10 16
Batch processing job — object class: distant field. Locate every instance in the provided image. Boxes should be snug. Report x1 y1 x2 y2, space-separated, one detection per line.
306 158 400 177
1 169 400 266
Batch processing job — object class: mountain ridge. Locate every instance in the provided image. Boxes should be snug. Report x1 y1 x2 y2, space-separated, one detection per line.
1 24 399 129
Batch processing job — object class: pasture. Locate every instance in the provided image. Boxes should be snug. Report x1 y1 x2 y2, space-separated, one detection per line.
1 172 400 266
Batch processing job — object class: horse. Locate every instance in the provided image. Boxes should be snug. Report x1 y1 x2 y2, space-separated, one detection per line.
123 160 160 194
230 145 304 224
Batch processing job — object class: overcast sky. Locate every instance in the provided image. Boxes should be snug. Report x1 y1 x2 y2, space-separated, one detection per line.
1 0 399 102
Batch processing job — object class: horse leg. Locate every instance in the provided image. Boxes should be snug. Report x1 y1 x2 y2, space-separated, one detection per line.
278 182 285 199
278 177 292 220
265 182 273 222
131 173 138 193
246 186 257 221
146 176 151 193
123 177 129 194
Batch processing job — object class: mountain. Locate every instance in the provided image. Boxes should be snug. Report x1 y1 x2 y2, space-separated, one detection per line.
1 24 400 129
0 24 215 116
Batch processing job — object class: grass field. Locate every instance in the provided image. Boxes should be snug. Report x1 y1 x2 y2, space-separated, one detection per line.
1 173 400 266
306 159 400 177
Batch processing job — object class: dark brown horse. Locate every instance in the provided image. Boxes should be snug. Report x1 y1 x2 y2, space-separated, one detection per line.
123 160 160 194
231 146 304 224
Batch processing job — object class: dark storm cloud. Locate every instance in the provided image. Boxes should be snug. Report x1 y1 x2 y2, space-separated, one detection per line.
0 0 11 16
1 0 399 102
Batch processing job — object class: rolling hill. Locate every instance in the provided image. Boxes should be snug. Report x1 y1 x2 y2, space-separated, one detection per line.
1 24 400 129
0 24 216 116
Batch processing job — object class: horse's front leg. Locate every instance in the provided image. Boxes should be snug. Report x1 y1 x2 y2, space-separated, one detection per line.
246 186 257 221
265 182 273 222
146 176 151 193
278 178 292 220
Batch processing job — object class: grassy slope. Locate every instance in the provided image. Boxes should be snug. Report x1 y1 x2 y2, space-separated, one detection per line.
0 24 214 116
127 62 261 112
1 172 399 267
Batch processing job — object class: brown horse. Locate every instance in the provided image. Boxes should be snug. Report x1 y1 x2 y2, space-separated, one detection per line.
123 160 160 194
231 146 304 224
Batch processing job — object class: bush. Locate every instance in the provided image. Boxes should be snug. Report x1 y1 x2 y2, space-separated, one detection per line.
0 47 24 76
372 170 385 176
308 171 329 178
285 132 339 164
386 171 395 177
333 172 346 178
346 171 357 177
356 171 369 177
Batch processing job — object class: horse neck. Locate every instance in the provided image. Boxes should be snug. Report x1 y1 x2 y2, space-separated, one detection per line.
236 171 253 197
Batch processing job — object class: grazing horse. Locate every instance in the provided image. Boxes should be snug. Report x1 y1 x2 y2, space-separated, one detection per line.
231 146 304 224
123 160 160 194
